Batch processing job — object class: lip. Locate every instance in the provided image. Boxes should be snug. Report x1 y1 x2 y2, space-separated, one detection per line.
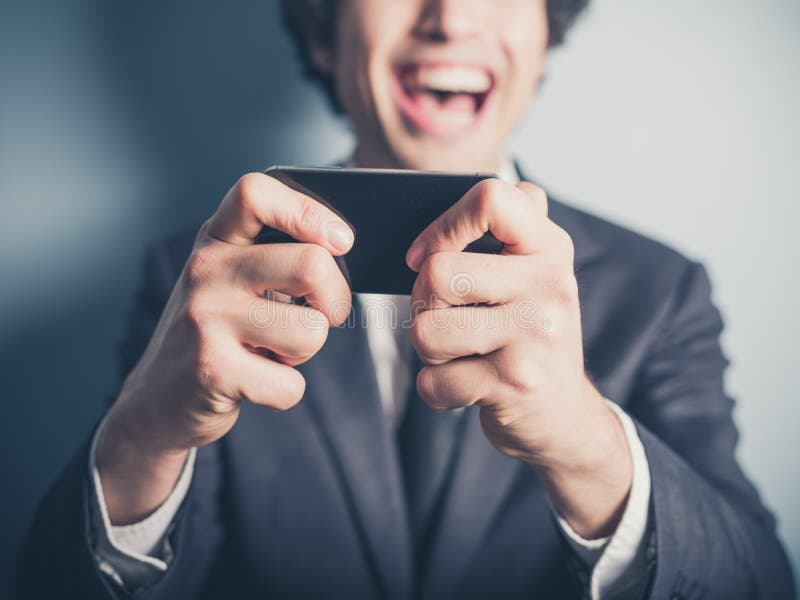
391 61 496 138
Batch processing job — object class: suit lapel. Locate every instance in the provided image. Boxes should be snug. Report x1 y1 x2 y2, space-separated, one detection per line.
299 298 413 600
418 407 523 600
514 161 602 270
548 199 603 272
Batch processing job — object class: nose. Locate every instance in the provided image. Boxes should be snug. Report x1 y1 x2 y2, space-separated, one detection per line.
414 0 484 41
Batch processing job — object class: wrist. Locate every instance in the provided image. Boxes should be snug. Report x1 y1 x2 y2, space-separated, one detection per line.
99 405 188 474
532 386 633 538
97 404 189 525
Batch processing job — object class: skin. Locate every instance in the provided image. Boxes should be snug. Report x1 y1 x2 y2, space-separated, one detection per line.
100 0 631 540
334 0 546 172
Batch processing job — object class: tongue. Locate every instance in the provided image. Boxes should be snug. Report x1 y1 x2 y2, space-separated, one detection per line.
417 90 477 113
412 90 477 132
398 86 482 136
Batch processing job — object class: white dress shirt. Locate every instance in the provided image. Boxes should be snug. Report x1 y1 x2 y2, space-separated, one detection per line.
89 160 653 598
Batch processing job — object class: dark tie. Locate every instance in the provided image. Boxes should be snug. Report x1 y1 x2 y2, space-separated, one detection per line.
396 354 465 564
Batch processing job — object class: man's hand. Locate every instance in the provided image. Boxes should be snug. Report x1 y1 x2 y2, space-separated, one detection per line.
406 179 632 539
98 173 354 525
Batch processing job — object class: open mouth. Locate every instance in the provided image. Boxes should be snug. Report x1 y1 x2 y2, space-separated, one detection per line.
392 62 494 138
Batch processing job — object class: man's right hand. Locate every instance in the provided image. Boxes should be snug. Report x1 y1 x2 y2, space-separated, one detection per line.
97 172 354 525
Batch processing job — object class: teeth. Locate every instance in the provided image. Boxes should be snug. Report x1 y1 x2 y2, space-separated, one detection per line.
410 65 491 94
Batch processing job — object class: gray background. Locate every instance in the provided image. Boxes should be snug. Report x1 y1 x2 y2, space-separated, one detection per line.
1 0 797 595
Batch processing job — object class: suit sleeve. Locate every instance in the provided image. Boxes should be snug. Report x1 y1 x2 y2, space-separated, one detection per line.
628 261 795 599
16 242 226 599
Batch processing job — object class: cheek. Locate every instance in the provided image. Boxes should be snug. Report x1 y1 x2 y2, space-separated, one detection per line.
502 3 549 96
333 10 400 121
335 42 367 111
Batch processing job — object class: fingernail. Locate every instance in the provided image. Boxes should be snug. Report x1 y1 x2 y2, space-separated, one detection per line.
326 221 354 252
406 243 425 271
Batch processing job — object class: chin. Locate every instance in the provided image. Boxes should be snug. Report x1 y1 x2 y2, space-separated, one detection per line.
388 134 502 173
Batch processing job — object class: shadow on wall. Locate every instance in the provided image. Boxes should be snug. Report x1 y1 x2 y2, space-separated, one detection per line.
1 1 348 595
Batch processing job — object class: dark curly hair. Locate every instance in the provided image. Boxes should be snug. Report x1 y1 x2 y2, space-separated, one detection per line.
280 0 590 113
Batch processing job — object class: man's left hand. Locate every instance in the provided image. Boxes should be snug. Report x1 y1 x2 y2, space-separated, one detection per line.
406 179 633 539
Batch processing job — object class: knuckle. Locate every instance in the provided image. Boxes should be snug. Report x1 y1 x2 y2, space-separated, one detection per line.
298 319 329 356
547 267 579 305
327 295 353 327
183 296 213 332
426 252 452 284
184 247 218 289
203 393 235 417
501 357 538 398
410 315 437 357
539 325 561 346
416 367 438 404
517 182 548 215
294 194 323 237
418 253 450 300
552 226 575 261
295 244 332 287
527 184 548 204
475 178 505 215
194 217 213 243
235 172 262 208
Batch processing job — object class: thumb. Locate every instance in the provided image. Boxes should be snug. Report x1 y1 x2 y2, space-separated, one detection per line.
516 181 548 218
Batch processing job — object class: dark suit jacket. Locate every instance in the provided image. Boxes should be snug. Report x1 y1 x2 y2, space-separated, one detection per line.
17 177 795 599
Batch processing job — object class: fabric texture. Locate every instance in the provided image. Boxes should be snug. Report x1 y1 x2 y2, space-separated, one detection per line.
85 160 654 598
16 164 795 599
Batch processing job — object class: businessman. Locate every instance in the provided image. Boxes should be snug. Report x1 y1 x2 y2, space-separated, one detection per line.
18 0 795 598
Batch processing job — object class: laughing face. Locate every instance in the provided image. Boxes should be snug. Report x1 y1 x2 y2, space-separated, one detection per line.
324 0 549 172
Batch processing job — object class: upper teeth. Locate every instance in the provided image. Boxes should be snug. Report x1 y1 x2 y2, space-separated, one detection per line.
411 65 492 94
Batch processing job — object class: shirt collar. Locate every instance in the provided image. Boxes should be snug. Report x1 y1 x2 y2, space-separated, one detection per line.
496 156 520 184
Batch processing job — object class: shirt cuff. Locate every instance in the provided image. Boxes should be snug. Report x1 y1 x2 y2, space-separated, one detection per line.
552 399 652 599
88 416 196 589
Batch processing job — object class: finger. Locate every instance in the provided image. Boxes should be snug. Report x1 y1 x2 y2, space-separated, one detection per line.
262 289 295 304
211 336 307 411
229 297 330 366
517 181 548 217
411 251 532 309
411 306 513 365
406 179 563 269
199 243 352 325
204 172 354 254
416 355 499 410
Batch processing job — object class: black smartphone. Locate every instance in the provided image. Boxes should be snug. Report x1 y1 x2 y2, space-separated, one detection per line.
259 166 502 295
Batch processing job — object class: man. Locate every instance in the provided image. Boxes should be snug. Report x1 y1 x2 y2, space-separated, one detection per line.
17 0 794 598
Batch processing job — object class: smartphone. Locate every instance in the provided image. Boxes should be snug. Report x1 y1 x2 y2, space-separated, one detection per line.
259 166 502 295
